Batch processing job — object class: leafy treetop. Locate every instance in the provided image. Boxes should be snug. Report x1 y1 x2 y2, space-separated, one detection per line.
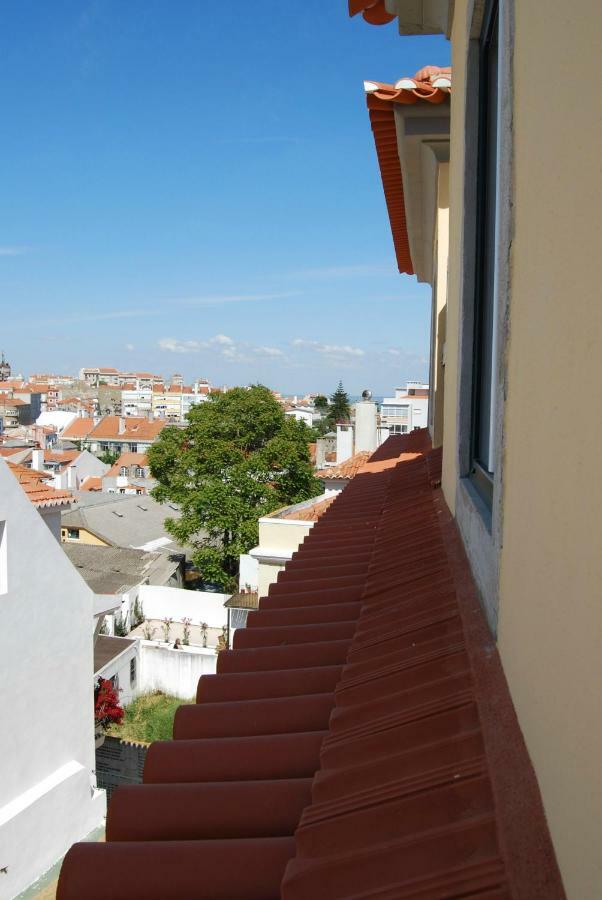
148 385 321 589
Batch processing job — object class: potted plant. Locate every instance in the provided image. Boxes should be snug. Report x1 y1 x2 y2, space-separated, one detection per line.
94 677 124 748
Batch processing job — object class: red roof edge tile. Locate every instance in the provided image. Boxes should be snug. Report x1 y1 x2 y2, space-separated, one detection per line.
348 0 396 26
57 431 565 900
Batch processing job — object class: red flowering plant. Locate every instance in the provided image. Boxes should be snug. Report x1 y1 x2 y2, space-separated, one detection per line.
94 677 124 732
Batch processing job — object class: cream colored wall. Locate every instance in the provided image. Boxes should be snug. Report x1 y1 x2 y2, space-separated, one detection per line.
258 519 313 552
431 163 449 448
495 5 602 897
61 527 108 546
257 561 285 600
440 0 469 511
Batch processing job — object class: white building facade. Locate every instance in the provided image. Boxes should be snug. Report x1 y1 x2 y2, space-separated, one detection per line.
380 381 429 435
0 463 105 898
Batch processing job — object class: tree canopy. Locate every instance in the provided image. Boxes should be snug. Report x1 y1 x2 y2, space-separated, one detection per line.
313 395 328 410
325 381 350 429
148 385 321 589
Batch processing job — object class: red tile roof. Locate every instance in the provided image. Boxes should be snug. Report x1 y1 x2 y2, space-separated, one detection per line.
7 462 73 508
90 417 166 442
277 495 336 522
315 450 371 481
57 432 563 899
106 452 149 476
80 476 102 492
348 0 395 25
61 417 96 439
363 72 451 274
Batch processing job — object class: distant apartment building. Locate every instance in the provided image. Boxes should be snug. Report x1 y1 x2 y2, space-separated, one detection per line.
152 382 210 421
380 381 429 434
79 367 163 389
121 384 153 417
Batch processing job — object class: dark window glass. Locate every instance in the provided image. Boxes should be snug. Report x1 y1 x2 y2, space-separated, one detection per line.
471 2 499 503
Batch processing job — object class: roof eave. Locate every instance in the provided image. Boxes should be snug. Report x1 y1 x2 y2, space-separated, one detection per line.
385 0 454 37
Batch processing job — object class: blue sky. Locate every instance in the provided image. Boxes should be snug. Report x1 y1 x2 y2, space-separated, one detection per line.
1 1 450 395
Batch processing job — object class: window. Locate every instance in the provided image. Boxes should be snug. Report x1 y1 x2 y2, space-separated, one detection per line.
382 405 410 419
471 0 500 506
120 466 127 476
135 467 144 477
130 657 136 687
67 528 80 540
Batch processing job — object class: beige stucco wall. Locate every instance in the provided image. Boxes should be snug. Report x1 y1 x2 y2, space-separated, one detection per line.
431 163 449 448
495 5 602 897
61 527 108 546
440 0 469 511
258 518 313 552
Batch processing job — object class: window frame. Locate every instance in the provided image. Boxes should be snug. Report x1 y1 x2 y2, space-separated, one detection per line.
469 0 500 509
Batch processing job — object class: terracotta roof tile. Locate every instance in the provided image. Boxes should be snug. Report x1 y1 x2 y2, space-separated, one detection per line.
278 496 336 522
80 476 102 492
57 432 563 899
7 462 74 508
106 452 149 476
348 0 395 25
61 417 96 439
362 72 451 274
89 416 167 442
315 450 371 480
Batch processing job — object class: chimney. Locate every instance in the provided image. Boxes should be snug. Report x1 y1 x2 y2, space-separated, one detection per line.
118 416 126 434
31 448 44 471
354 390 378 454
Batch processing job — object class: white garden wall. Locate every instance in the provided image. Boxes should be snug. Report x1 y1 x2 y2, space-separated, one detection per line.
137 584 229 629
139 641 217 699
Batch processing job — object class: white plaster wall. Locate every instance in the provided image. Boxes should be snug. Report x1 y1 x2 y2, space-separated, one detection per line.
238 553 259 592
96 642 139 707
137 584 229 629
336 425 354 463
0 462 105 898
139 641 217 699
354 401 378 453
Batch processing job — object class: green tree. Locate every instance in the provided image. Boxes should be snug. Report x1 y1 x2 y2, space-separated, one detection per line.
313 394 328 411
98 449 120 466
148 385 321 589
326 381 350 428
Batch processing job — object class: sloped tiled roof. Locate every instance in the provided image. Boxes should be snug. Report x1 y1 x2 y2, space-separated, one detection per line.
363 71 451 274
315 450 371 480
80 476 102 492
278 495 336 522
57 432 563 899
90 416 166 442
7 462 73 508
61 417 96 439
106 452 149 476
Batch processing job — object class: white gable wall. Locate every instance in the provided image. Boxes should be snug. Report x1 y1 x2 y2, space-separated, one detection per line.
0 462 105 897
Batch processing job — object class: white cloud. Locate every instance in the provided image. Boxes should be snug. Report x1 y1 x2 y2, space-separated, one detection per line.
125 343 135 351
254 346 284 357
292 338 365 358
158 337 203 354
209 334 234 346
158 335 283 363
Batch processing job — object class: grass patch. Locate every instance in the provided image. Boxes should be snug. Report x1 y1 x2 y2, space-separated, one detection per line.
108 691 192 744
